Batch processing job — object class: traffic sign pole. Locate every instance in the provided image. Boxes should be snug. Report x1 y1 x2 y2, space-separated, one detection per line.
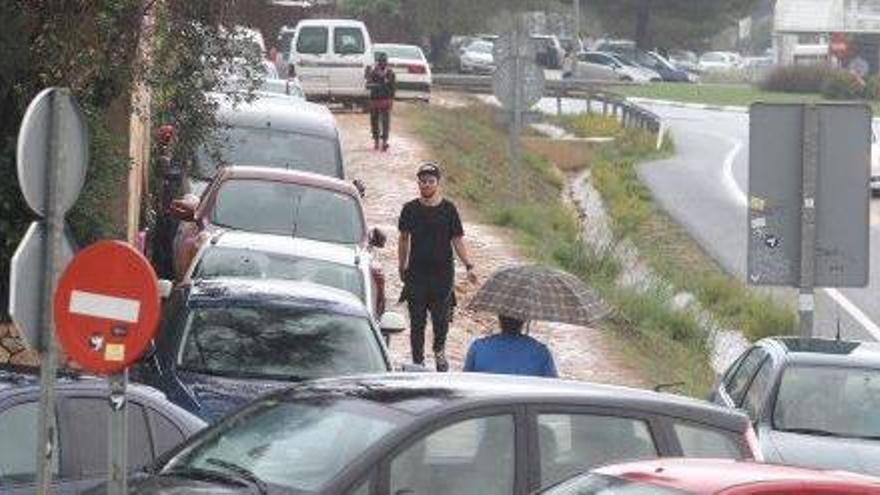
35 88 64 495
108 371 129 495
799 105 819 337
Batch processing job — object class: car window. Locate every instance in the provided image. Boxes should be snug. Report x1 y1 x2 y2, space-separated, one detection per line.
166 399 399 492
348 478 371 495
741 357 774 418
148 409 186 459
64 399 153 477
390 414 515 495
0 401 59 485
195 126 340 179
192 246 365 301
212 179 364 244
296 26 328 54
537 413 657 487
672 422 744 459
178 306 387 380
334 27 365 55
724 348 767 404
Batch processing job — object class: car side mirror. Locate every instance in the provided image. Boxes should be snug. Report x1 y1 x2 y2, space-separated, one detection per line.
379 311 406 336
353 179 366 198
169 195 199 221
369 227 387 249
158 279 173 299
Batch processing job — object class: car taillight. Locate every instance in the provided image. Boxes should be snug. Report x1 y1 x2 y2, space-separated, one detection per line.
744 424 764 462
407 64 427 74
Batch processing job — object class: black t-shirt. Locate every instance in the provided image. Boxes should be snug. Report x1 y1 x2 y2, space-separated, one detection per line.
398 198 464 276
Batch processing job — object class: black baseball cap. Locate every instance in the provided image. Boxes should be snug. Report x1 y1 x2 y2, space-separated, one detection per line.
416 161 441 179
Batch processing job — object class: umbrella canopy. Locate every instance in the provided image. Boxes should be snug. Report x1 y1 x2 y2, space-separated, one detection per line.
468 264 610 326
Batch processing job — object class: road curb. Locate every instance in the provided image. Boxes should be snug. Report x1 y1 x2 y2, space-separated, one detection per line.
626 97 748 114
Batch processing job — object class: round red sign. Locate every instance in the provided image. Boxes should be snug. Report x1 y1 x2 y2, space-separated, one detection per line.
54 240 160 374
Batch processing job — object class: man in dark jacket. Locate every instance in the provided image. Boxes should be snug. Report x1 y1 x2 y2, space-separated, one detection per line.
365 51 396 151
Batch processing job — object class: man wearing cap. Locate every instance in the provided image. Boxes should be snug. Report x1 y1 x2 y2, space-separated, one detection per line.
365 51 396 151
398 162 477 371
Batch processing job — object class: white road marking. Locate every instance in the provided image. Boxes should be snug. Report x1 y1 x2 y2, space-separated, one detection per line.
688 129 747 207
824 288 880 341
70 290 141 323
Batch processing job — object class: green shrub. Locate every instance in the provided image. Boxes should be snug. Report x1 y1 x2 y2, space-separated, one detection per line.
865 76 880 100
760 65 837 93
821 70 866 99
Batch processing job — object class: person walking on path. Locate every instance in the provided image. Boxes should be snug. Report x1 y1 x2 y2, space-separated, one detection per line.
365 51 396 151
398 162 477 371
463 314 558 378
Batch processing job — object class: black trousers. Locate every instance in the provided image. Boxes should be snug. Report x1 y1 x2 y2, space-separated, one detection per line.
405 274 453 364
370 109 390 141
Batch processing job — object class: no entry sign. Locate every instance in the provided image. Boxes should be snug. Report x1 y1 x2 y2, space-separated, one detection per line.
54 240 161 374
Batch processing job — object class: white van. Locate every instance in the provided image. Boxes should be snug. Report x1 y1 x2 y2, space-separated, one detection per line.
289 19 373 104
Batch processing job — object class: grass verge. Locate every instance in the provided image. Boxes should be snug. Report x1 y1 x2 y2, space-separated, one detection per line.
401 102 715 396
557 113 797 343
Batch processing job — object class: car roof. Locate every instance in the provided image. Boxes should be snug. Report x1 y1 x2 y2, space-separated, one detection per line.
274 373 749 430
209 93 337 138
764 337 880 368
219 166 358 196
594 458 880 491
187 277 369 318
295 18 367 28
207 230 361 267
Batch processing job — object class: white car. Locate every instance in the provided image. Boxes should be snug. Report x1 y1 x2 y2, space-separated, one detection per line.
183 230 383 319
575 51 650 83
373 43 432 102
699 51 738 72
460 40 495 74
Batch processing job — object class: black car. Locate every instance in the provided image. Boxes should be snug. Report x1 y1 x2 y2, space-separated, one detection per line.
134 278 394 422
0 364 204 494
711 337 880 476
117 373 758 494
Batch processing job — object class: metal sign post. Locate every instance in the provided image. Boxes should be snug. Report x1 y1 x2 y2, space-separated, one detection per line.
108 372 129 495
798 106 819 337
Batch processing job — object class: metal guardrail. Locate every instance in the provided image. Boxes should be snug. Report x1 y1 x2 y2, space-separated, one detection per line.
433 73 664 136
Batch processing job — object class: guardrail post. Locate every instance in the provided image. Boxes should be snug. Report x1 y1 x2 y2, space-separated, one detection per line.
556 89 562 116
621 107 628 128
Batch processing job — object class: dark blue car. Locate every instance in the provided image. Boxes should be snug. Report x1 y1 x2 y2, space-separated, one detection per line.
0 364 204 494
134 278 393 422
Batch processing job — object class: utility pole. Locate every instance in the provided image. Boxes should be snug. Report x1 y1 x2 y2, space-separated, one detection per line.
573 0 580 44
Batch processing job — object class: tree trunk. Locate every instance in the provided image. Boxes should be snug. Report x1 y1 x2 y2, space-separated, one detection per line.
429 32 452 65
634 0 652 50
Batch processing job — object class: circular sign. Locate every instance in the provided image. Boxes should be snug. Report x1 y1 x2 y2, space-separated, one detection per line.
492 58 546 110
17 87 89 217
54 240 160 374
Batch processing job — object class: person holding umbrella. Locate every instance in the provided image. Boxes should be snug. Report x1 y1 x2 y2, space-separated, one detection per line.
465 264 610 377
463 314 558 377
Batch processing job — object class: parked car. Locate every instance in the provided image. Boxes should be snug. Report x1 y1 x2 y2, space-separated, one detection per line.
373 43 431 102
635 51 696 82
0 364 204 494
532 34 565 69
576 51 656 83
170 166 386 283
117 373 759 494
698 51 739 72
872 130 880 196
669 49 699 73
288 18 373 104
711 337 880 476
459 40 495 74
134 278 404 422
189 95 343 195
182 230 383 318
540 458 880 494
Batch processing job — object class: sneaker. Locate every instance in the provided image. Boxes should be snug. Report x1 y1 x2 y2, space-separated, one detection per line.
381 141 389 152
373 139 380 150
434 351 448 372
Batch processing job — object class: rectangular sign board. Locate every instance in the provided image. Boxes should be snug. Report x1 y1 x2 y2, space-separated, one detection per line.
748 103 870 287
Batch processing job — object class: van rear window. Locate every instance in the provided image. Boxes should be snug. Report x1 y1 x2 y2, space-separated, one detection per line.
297 27 328 54
334 27 365 55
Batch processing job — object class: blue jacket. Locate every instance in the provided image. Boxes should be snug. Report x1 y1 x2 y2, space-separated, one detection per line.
463 333 558 378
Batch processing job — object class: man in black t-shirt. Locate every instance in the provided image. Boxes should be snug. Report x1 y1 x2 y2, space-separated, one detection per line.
398 162 477 371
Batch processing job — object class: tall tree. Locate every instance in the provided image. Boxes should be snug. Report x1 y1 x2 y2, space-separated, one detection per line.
590 0 759 50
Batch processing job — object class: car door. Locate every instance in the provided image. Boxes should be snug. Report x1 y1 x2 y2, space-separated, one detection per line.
294 25 332 97
577 54 617 80
0 397 67 494
378 406 526 495
526 405 662 492
331 26 369 97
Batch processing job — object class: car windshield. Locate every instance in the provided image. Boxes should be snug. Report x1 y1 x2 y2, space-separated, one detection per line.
163 399 400 492
212 179 364 244
195 126 339 178
701 52 726 63
375 44 423 60
178 305 387 381
192 246 365 301
543 473 692 495
468 41 493 54
773 365 880 438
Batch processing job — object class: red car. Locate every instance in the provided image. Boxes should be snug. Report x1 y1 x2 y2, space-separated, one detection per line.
541 458 880 494
170 166 386 315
